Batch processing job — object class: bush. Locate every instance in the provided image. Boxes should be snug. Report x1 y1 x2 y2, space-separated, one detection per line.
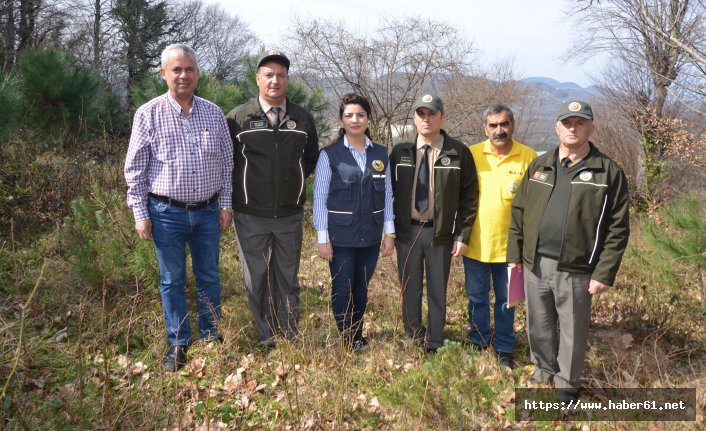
62 187 159 290
0 74 26 143
17 49 123 140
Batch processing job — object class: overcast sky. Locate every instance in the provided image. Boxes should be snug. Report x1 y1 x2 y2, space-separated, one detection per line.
212 0 604 87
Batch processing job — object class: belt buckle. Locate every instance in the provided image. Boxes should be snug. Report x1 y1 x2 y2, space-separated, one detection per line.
420 219 431 224
185 202 197 210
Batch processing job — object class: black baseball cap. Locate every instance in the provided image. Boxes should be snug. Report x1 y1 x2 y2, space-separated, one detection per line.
257 50 290 70
413 94 444 112
557 100 594 121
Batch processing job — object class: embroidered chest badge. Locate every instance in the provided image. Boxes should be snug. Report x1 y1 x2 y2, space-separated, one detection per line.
286 120 296 129
372 160 385 172
440 156 451 166
507 182 519 194
250 120 267 129
579 171 593 181
533 171 548 182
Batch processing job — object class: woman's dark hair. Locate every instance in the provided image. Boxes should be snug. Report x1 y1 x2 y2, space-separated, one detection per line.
332 92 372 143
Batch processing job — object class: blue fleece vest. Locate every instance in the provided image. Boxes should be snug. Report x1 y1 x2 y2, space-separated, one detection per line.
324 140 388 247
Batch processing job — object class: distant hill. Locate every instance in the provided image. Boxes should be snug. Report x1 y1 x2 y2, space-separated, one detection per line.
521 77 598 92
516 77 602 151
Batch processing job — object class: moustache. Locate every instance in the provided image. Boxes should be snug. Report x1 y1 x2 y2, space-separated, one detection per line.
493 133 508 140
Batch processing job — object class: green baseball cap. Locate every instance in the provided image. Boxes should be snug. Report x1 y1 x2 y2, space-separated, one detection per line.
257 50 290 70
557 100 594 121
414 94 444 112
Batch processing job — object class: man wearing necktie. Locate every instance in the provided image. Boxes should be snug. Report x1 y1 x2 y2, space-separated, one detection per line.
390 94 478 353
226 50 319 347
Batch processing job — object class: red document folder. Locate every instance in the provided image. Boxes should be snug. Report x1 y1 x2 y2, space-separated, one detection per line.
507 266 525 307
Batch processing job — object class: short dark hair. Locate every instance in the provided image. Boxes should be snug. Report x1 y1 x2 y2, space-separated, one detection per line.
339 92 372 118
332 93 373 143
483 104 515 125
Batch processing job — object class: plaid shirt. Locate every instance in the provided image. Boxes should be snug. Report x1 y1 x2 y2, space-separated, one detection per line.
124 93 234 221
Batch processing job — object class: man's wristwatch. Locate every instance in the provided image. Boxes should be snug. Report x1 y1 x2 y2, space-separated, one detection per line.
220 207 233 213
384 233 396 239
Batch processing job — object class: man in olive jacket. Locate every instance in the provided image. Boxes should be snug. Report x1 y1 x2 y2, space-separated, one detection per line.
390 94 478 353
507 100 629 402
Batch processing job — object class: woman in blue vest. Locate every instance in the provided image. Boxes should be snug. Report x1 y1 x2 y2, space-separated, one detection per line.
313 93 396 351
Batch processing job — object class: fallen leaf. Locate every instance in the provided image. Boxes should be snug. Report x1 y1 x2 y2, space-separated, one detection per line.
619 334 634 349
275 364 289 378
240 354 255 370
28 304 44 318
188 357 206 377
130 361 147 375
116 355 129 368
367 396 381 413
238 394 250 408
224 372 244 393
54 327 68 343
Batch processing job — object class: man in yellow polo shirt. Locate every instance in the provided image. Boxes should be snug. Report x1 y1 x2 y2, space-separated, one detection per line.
463 104 536 369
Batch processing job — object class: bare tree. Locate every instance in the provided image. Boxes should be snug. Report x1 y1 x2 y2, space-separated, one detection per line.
441 59 536 145
573 0 703 115
1 0 67 72
287 16 473 147
171 2 257 82
572 0 706 202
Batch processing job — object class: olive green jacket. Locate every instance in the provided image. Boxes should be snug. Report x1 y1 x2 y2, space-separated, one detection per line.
507 143 630 286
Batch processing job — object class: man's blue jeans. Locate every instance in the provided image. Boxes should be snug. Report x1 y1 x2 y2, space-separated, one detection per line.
329 244 380 343
148 196 221 346
463 257 515 354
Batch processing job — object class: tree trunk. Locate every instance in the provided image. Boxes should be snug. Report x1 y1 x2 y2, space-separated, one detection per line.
2 0 16 72
17 0 40 52
92 0 101 69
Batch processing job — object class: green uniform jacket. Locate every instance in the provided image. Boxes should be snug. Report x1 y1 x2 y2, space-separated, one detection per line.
226 98 319 218
507 143 630 286
389 130 478 245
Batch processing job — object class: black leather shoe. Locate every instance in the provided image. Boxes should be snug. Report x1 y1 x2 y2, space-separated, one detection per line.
352 337 370 352
496 351 514 370
557 388 580 404
470 343 488 352
163 345 188 372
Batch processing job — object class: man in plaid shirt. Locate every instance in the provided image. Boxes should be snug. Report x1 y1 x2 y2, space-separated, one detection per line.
124 44 234 371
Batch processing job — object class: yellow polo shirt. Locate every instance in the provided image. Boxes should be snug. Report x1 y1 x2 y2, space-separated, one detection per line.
464 139 537 262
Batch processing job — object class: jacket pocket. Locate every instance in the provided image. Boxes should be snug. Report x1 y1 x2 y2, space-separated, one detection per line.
373 179 386 210
328 210 354 226
329 179 354 204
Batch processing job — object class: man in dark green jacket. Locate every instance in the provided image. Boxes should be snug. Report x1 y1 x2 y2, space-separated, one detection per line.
390 94 478 353
226 50 319 346
507 100 629 402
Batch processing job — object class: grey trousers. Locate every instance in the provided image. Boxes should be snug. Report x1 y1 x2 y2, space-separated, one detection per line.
234 212 303 342
396 225 452 349
525 254 592 389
